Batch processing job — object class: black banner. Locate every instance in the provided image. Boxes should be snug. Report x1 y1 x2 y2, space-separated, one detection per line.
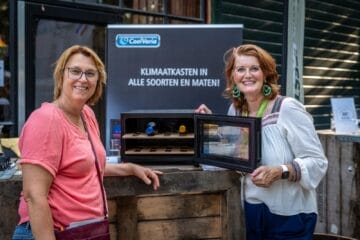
106 24 243 152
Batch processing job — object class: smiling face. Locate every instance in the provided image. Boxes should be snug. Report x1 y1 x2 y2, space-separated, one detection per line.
60 53 98 106
232 55 265 99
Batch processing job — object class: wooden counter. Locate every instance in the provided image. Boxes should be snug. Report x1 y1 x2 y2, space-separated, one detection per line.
316 130 360 239
0 166 244 240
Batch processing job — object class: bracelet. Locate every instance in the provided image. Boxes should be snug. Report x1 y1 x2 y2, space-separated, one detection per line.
291 161 301 182
290 163 297 182
289 164 296 182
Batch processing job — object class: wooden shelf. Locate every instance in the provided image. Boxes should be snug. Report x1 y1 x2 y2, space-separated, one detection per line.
123 133 194 139
125 147 194 155
120 111 195 163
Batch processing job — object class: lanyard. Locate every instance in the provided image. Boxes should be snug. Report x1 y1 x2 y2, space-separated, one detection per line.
256 98 269 118
242 98 269 117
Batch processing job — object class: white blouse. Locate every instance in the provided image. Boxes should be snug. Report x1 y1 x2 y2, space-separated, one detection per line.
227 97 328 216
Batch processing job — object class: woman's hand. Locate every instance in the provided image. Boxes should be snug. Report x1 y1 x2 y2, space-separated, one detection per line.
105 163 163 190
194 104 212 114
130 164 163 190
250 166 282 188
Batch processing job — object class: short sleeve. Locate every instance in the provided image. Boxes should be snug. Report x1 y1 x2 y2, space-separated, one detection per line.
19 105 63 177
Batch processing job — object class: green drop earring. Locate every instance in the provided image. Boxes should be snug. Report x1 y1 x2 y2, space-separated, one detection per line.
232 84 241 99
263 83 272 96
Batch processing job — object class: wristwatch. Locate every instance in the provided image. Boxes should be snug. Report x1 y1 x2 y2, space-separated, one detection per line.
281 165 289 179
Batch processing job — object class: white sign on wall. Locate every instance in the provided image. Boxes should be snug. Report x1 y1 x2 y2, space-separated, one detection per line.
331 97 359 134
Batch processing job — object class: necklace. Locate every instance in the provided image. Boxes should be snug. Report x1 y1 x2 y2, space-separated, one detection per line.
242 98 269 118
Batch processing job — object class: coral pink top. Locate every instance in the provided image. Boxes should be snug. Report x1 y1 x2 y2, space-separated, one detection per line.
17 103 106 229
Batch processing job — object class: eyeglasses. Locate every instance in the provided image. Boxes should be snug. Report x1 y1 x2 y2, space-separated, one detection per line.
66 67 99 81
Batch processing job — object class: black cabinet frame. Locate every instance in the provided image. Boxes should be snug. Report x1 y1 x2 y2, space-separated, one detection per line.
194 114 261 173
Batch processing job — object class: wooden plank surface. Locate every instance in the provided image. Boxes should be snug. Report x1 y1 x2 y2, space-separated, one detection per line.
339 141 356 236
137 193 221 220
316 134 328 232
1 168 243 240
117 196 138 240
123 133 194 139
125 147 194 155
137 217 222 240
224 183 243 240
112 169 243 240
104 169 240 198
109 224 117 240
316 132 359 238
326 134 341 234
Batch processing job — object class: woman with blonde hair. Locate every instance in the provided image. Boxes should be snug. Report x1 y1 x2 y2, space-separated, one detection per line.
12 45 162 240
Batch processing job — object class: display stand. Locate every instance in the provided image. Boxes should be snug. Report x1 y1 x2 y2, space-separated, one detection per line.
0 166 244 240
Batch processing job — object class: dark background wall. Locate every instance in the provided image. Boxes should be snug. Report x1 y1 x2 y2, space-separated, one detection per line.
303 0 360 129
212 0 360 129
212 0 285 92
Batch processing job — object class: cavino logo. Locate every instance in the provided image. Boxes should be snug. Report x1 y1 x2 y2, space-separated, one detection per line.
115 34 161 48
